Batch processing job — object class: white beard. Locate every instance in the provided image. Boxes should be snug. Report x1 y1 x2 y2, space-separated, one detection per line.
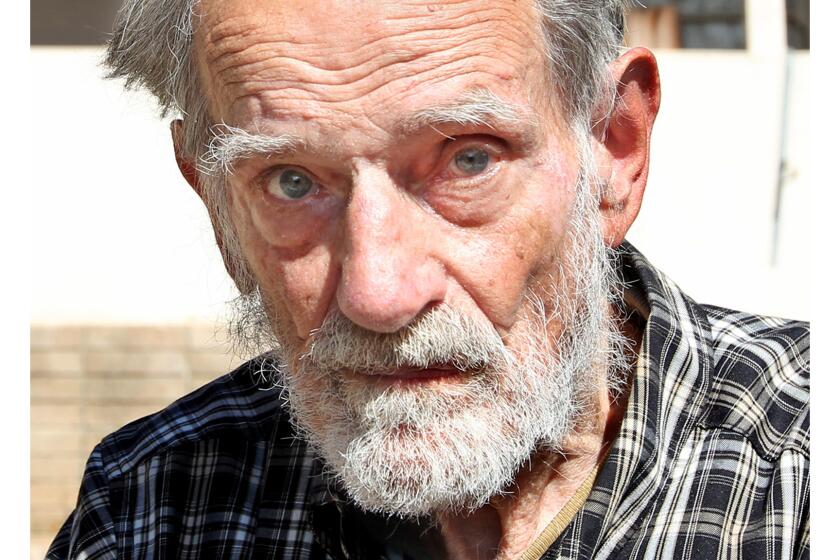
262 183 627 518
283 308 578 516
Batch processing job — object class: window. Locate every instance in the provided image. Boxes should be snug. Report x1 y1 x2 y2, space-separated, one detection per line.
31 0 119 45
786 0 810 49
626 0 810 51
626 0 746 49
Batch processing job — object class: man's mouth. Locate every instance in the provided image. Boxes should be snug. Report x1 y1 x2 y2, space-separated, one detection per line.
346 365 464 385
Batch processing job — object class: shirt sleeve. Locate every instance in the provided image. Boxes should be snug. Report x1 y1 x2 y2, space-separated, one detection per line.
46 445 118 560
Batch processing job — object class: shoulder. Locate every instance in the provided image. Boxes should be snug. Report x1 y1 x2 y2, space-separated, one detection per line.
46 355 318 558
698 305 810 460
94 354 290 481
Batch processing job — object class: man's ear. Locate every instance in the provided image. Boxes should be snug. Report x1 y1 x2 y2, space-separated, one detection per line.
170 119 254 293
593 47 661 247
170 119 203 198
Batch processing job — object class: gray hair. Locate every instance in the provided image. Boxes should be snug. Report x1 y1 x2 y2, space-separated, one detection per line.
104 0 631 293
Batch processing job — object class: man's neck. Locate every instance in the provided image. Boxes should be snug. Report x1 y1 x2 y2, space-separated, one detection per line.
436 385 627 560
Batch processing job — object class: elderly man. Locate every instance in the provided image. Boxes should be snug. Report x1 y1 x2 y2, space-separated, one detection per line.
48 0 809 559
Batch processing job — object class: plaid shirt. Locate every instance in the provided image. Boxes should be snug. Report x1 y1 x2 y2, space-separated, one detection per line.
47 244 810 559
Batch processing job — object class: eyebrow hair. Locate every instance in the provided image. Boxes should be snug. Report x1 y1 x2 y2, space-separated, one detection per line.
398 88 538 143
199 90 538 176
199 124 304 176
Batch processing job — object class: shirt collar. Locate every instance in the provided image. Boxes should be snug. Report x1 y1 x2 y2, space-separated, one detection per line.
563 241 714 555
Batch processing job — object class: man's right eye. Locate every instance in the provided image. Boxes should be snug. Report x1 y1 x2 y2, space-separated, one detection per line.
266 168 316 200
451 146 491 177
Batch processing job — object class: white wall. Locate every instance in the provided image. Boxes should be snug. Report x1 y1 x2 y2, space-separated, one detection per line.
630 49 809 319
30 46 810 324
30 47 238 324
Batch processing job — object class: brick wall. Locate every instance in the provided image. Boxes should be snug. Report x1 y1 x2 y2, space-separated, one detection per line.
30 324 250 559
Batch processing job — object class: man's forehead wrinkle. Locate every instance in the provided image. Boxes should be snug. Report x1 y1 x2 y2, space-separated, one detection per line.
219 51 527 124
204 25 531 94
196 0 540 114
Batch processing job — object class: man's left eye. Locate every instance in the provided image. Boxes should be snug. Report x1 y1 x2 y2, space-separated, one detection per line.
450 147 491 176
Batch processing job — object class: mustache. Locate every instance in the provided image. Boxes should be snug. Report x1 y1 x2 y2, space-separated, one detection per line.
299 305 509 375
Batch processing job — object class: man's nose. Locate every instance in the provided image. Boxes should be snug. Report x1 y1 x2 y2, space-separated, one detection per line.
336 166 447 333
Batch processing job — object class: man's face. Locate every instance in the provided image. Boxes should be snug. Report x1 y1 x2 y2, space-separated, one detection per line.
196 0 583 341
193 0 616 515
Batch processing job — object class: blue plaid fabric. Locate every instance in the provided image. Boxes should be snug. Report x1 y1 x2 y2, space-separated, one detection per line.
47 244 810 559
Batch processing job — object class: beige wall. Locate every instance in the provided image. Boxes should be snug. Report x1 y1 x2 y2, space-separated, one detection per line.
30 325 248 558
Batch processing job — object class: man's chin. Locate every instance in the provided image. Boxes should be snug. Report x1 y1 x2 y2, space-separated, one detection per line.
335 431 513 518
310 399 534 518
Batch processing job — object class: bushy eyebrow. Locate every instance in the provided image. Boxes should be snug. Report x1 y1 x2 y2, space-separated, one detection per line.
199 124 305 176
397 88 539 146
199 90 539 176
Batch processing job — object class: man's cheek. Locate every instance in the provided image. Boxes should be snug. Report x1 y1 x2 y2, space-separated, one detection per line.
230 177 343 252
444 202 561 332
249 236 340 342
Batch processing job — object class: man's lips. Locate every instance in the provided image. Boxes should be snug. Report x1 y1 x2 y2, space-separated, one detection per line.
384 367 461 381
347 366 463 384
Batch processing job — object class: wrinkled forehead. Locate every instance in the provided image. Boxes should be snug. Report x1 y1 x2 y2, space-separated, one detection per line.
192 0 550 133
